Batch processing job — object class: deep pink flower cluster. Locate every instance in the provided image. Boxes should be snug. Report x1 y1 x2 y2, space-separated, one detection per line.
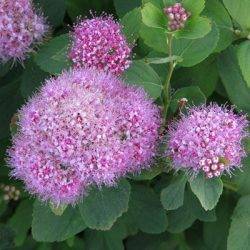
8 68 160 205
0 0 48 62
168 104 248 178
164 3 190 31
69 16 131 76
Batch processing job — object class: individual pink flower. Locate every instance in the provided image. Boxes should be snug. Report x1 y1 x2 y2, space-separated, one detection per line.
8 67 160 205
69 15 131 76
0 0 48 62
164 3 191 31
168 104 248 178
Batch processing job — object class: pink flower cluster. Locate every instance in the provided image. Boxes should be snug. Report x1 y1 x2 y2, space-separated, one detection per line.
0 0 48 62
69 16 131 76
164 3 190 31
168 104 248 178
8 68 160 205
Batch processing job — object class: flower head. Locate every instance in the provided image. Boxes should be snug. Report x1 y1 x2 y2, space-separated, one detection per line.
8 68 160 205
164 3 191 31
168 104 248 178
69 15 132 76
0 0 48 62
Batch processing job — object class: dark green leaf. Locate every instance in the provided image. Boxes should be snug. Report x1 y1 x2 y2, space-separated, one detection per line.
34 34 72 75
34 0 66 27
128 184 168 234
32 200 86 242
161 173 187 210
78 180 130 230
8 199 33 246
227 195 250 250
113 0 141 17
131 165 163 181
0 224 15 250
217 46 250 115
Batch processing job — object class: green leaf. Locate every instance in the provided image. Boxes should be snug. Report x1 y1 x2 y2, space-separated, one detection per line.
131 165 163 181
8 199 33 246
173 56 219 97
167 188 216 233
175 16 211 40
123 60 162 99
170 86 206 113
223 0 250 30
182 0 205 16
34 34 72 75
32 200 86 242
128 184 168 234
189 173 223 211
237 41 250 88
34 0 66 27
0 224 15 250
113 0 141 17
49 203 68 216
78 180 130 230
203 0 234 52
0 61 11 77
139 24 168 53
228 195 250 250
161 173 187 210
203 198 232 250
218 46 250 115
85 229 124 250
141 3 167 29
173 23 219 67
21 58 49 99
121 8 142 44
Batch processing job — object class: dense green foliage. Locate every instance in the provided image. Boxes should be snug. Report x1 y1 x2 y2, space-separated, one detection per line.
0 0 250 249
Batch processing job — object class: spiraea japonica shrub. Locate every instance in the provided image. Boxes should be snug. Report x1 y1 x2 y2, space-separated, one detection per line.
0 0 249 249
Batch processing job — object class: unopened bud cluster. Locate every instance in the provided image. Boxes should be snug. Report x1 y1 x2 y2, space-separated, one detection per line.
164 3 190 31
0 184 20 201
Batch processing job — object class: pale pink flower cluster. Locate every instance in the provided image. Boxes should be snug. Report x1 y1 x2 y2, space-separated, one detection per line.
164 3 190 31
0 0 48 62
8 68 160 205
69 16 131 76
168 104 248 178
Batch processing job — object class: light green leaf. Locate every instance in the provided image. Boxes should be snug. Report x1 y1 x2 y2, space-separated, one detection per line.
123 60 162 99
139 24 168 53
228 195 250 250
34 34 72 75
182 0 205 16
189 173 223 211
161 174 187 210
131 165 163 181
170 86 206 112
141 3 167 29
237 41 250 88
32 200 86 242
218 46 250 115
203 0 233 52
176 16 211 40
128 184 168 234
173 23 219 67
223 0 250 30
121 8 142 44
8 199 33 246
78 180 130 230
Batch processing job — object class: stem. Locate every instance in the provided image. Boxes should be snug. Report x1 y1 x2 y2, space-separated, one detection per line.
163 33 175 121
222 180 238 192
